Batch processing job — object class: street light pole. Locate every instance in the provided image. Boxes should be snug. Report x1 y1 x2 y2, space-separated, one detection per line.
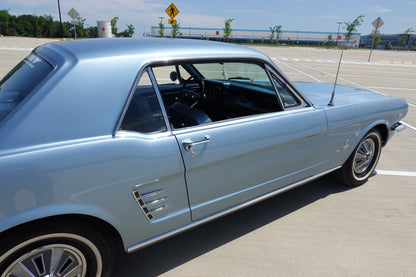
57 0 63 37
336 21 343 47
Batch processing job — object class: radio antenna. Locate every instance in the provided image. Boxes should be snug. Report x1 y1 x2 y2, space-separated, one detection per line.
328 48 344 106
329 16 363 106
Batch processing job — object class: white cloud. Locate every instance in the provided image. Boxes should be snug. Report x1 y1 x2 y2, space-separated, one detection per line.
4 0 51 7
371 5 392 13
320 15 344 21
171 14 224 29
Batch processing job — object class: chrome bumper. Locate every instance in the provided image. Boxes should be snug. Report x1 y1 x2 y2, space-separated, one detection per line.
391 122 406 133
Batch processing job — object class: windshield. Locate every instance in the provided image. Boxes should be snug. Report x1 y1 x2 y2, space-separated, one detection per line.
194 62 272 87
0 53 53 123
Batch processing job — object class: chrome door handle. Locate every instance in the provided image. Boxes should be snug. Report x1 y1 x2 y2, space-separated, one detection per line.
182 135 211 151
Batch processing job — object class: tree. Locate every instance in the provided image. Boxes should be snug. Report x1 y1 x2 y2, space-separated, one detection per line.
110 16 119 35
269 26 276 44
172 23 180 38
269 25 282 44
275 25 282 44
126 24 135 37
86 26 97 38
63 22 74 37
398 28 415 48
14 14 37 37
76 16 86 37
0 9 12 35
118 24 135 37
158 22 165 37
372 34 381 48
327 34 334 46
42 14 54 37
223 18 234 40
344 15 364 46
0 10 74 38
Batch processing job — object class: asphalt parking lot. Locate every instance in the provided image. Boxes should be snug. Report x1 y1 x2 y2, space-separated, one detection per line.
1 37 415 276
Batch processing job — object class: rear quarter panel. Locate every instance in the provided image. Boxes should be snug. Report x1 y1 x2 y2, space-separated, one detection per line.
0 133 191 251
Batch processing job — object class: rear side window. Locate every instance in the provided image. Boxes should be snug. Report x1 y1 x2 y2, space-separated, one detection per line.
120 71 167 133
0 53 53 123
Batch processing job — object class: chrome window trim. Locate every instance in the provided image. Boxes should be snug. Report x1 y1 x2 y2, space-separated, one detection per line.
115 67 171 136
148 67 173 133
170 106 318 135
115 59 311 136
265 63 312 107
265 66 285 111
114 67 146 135
115 130 173 140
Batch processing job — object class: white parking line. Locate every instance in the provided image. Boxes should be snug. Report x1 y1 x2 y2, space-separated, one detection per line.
402 121 416 132
376 170 416 177
368 86 416 91
294 61 376 92
272 57 322 83
275 57 416 132
0 46 33 51
276 57 416 67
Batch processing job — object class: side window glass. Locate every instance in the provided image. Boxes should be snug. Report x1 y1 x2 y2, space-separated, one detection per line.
152 65 191 86
153 62 283 130
120 71 167 133
272 77 300 107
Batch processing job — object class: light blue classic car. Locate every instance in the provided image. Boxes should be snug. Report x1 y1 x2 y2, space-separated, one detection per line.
0 39 408 276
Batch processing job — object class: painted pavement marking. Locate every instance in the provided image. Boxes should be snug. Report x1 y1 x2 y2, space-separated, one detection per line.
376 170 416 177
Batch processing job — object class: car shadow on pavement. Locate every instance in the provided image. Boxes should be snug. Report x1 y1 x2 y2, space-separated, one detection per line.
113 175 352 276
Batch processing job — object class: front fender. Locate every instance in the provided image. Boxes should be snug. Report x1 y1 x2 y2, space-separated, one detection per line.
0 202 126 244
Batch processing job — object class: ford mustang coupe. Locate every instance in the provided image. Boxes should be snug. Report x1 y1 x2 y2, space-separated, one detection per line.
0 39 408 276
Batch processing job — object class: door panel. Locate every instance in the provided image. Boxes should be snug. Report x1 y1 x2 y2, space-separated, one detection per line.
174 107 328 220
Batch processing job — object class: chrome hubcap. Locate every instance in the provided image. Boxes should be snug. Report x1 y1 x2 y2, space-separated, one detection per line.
353 138 375 175
3 244 87 277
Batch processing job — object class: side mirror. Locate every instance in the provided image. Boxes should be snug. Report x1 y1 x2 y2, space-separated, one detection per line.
170 71 178 82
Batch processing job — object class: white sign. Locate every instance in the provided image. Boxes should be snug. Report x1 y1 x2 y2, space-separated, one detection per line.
68 8 80 20
372 17 384 29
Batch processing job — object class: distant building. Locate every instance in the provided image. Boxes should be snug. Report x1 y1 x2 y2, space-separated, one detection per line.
149 26 361 47
360 33 416 50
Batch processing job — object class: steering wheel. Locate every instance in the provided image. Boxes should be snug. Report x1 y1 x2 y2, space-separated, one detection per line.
181 76 205 107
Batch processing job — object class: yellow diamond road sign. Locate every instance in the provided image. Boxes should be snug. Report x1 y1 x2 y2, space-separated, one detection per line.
166 3 179 19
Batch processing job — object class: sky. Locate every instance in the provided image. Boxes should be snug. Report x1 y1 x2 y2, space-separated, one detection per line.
2 0 416 36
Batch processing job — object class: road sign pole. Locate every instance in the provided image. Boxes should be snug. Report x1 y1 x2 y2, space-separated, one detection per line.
73 22 77 39
68 8 80 39
57 0 63 37
368 27 378 62
368 17 384 62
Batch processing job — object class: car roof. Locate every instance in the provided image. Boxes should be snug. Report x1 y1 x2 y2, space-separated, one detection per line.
36 38 270 63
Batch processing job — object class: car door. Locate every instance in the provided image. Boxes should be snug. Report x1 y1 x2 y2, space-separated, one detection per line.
152 61 329 221
174 108 328 220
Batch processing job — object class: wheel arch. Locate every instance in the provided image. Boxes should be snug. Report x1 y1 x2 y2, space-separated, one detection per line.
0 213 124 255
372 123 389 146
356 121 389 148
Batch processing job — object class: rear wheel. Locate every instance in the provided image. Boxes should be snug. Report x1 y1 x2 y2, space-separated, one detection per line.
337 130 382 186
0 222 115 277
